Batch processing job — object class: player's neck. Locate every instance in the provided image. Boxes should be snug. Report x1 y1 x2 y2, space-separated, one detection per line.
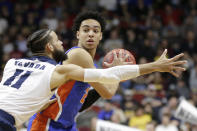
88 49 96 58
78 45 96 58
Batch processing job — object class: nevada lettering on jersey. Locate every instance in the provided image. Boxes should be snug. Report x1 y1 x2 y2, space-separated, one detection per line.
15 60 46 70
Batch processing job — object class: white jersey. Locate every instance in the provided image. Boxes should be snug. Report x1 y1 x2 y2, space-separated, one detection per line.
0 56 57 126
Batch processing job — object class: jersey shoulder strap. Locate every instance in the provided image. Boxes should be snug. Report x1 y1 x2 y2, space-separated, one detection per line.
65 46 81 55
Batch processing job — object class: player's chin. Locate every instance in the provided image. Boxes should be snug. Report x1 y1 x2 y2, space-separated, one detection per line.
85 44 96 49
60 47 64 51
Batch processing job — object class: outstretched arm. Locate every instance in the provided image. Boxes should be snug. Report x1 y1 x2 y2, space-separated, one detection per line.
84 49 186 83
51 49 186 89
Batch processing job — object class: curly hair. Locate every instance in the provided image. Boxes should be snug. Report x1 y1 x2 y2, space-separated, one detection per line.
72 11 106 33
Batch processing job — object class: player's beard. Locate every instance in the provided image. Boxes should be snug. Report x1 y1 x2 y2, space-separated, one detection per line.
52 48 67 63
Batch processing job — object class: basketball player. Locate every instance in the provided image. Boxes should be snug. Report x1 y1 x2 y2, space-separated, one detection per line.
0 29 186 131
28 11 128 131
27 12 187 131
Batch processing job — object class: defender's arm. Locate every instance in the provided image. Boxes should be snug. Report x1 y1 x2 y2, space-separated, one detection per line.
63 48 120 99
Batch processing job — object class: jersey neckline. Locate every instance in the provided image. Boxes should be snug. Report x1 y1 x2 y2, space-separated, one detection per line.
22 56 57 65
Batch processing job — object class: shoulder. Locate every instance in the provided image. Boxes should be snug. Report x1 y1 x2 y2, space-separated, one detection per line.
6 58 15 63
4 58 15 67
68 48 91 57
63 48 94 68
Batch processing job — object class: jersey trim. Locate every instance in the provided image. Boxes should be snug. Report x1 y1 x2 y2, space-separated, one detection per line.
30 113 49 131
54 89 62 121
22 56 57 65
65 46 80 55
40 81 76 120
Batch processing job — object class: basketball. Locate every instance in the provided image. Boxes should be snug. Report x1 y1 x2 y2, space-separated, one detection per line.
102 49 136 68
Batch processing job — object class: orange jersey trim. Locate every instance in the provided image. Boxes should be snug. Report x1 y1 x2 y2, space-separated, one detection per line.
41 81 76 120
30 113 49 131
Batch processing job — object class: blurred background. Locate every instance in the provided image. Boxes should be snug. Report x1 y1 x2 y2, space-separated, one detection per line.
0 0 197 130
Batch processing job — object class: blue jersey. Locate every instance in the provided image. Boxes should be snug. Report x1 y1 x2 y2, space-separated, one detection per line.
28 47 91 131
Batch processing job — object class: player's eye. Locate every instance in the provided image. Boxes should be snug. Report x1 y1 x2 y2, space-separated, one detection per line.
94 30 99 33
83 29 89 32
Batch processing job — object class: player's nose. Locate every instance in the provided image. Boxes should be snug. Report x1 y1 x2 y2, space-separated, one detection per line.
88 30 94 37
59 40 63 45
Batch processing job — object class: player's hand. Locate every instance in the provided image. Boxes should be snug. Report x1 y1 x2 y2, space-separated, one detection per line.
154 49 187 77
103 50 133 68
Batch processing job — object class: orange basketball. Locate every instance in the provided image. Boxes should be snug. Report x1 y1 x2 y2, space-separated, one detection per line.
102 49 136 68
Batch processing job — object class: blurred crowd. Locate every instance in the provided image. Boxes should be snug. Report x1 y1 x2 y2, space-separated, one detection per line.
0 0 197 130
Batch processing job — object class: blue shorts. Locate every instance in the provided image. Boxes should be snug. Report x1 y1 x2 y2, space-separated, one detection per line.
49 121 77 131
0 109 16 131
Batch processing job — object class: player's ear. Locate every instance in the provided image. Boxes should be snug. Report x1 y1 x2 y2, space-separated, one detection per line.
46 43 54 52
76 31 79 39
99 32 103 40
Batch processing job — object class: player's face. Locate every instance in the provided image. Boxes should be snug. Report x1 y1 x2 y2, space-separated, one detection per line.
50 31 67 62
50 31 64 52
77 19 102 50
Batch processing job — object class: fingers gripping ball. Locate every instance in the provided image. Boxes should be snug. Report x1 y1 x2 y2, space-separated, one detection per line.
102 49 136 68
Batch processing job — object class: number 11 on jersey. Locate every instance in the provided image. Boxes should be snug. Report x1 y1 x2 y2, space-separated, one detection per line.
3 69 33 89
